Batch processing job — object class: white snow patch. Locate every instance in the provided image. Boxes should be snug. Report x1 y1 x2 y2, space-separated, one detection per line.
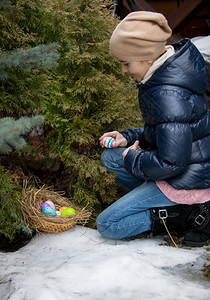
0 226 209 300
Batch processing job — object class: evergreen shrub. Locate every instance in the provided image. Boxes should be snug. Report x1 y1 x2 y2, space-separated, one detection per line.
0 0 143 241
41 0 143 219
0 165 33 242
0 0 63 245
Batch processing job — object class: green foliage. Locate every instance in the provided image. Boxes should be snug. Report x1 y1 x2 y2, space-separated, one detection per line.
0 165 33 241
0 0 64 116
0 0 64 50
41 0 142 215
0 0 144 232
0 0 61 244
0 115 45 153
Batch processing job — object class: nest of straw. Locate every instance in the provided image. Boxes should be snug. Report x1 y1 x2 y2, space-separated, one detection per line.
21 186 91 233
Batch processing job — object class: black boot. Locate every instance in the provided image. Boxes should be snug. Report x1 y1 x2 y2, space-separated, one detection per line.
183 201 210 247
150 204 200 234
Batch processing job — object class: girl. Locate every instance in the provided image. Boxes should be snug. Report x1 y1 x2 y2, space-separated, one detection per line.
97 11 210 247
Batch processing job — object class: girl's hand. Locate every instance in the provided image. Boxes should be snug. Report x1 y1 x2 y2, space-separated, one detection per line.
99 131 127 148
122 140 140 159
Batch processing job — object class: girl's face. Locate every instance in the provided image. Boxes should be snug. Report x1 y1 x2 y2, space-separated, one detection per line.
121 60 153 82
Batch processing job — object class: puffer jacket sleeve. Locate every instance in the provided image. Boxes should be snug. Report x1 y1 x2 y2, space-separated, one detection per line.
124 122 193 180
120 127 144 147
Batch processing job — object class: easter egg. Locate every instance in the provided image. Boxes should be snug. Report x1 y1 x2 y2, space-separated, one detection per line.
60 206 67 213
102 137 115 148
41 203 50 211
61 207 76 216
45 200 55 209
42 206 57 217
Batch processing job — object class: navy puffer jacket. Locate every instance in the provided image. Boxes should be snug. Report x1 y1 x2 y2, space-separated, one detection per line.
121 39 210 189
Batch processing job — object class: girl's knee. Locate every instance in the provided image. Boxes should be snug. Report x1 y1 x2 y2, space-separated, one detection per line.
96 212 109 235
101 149 111 168
101 147 125 171
96 213 118 240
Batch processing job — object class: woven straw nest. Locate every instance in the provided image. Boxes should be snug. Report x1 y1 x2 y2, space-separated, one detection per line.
21 186 91 233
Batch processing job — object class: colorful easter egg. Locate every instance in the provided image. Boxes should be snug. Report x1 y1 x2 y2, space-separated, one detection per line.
60 206 68 213
102 137 115 148
42 206 57 216
45 200 55 209
41 202 50 211
61 207 76 216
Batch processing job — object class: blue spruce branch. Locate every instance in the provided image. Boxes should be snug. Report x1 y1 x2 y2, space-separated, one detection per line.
0 115 45 154
0 0 10 9
0 42 59 79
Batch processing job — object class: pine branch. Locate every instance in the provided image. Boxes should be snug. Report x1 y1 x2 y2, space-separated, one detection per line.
0 115 45 154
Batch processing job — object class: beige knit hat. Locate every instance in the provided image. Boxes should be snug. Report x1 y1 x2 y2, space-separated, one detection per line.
110 11 172 62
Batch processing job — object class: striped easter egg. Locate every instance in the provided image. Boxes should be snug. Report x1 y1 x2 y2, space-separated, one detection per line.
102 137 115 148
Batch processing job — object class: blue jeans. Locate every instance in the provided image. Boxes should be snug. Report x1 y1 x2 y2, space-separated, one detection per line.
97 147 177 239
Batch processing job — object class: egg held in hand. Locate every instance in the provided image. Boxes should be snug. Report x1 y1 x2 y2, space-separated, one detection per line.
102 137 115 148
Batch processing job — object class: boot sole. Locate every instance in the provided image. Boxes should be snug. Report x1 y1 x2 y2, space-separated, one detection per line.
183 239 210 247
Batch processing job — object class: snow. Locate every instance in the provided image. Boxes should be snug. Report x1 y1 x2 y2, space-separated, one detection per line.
0 226 209 300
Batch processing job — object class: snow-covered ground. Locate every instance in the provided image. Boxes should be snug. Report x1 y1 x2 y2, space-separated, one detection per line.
0 225 209 300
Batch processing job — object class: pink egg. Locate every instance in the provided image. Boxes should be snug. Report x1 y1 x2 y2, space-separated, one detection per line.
45 200 55 209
